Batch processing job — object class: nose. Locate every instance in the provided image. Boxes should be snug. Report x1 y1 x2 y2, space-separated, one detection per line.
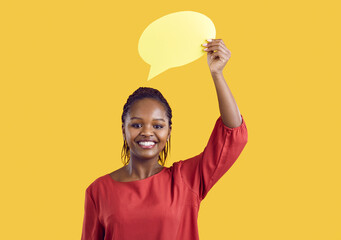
140 125 154 137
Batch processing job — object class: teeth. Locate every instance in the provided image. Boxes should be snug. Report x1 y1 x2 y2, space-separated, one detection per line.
139 141 155 146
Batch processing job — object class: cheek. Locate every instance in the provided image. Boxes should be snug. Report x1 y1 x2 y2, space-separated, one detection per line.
126 128 138 138
125 132 137 147
158 131 169 141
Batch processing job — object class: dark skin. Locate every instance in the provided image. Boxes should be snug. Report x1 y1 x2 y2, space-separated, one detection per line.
110 39 242 182
110 98 171 182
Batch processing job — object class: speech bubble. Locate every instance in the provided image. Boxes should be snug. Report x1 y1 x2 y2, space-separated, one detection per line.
138 11 216 81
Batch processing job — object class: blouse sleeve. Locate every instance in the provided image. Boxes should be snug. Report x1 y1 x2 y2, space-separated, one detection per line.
81 188 105 240
179 114 248 201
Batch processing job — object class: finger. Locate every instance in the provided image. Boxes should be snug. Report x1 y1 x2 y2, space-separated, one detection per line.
210 51 228 61
202 40 229 52
204 39 226 47
203 45 229 55
202 41 221 48
202 44 224 52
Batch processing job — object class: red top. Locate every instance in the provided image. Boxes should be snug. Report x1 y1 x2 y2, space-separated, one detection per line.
81 115 248 240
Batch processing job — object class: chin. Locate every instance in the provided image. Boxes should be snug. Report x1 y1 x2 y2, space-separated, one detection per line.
132 151 161 160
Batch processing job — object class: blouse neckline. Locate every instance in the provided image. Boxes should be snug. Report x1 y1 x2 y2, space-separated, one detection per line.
107 167 167 184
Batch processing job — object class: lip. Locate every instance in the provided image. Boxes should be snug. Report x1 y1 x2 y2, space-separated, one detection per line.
137 141 157 149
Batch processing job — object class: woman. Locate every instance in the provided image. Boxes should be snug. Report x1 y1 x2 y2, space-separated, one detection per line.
81 39 248 240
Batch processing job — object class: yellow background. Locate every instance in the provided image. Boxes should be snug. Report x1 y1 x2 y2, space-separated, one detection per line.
1 0 340 239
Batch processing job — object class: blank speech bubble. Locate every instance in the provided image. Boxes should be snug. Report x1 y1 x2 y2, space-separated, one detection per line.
138 11 216 81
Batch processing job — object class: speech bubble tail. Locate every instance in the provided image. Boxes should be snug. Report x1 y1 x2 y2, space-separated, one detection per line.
147 65 169 81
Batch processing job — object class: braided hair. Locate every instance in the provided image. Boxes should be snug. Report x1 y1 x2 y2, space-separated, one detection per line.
121 87 172 166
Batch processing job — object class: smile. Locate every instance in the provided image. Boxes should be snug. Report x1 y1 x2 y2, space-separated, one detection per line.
138 141 156 149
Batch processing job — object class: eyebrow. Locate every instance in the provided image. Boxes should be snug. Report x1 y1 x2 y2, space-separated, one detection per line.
130 117 165 122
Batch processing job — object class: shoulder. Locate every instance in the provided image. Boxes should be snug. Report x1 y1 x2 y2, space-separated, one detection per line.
108 166 131 182
85 172 112 194
166 160 186 177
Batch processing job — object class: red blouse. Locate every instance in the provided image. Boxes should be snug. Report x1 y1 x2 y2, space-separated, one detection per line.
81 115 248 240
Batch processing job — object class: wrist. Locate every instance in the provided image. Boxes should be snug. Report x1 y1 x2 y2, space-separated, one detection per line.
210 71 224 80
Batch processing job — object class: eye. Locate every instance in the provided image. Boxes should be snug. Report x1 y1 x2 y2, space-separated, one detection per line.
131 123 164 129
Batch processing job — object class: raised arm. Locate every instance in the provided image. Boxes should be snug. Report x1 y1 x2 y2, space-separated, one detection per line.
202 38 242 128
177 39 247 201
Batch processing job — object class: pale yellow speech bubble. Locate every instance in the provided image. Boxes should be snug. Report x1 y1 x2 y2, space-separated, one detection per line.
138 11 216 81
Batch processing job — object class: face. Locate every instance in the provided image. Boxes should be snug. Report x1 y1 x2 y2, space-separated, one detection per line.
122 98 171 162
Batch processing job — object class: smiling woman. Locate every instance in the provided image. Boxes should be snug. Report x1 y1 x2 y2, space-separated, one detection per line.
81 39 248 240
120 88 172 169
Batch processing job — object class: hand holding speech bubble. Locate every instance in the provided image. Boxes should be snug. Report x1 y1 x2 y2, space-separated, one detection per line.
138 11 216 81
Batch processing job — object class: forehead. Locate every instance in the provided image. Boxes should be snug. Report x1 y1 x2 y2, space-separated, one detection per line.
128 98 167 119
